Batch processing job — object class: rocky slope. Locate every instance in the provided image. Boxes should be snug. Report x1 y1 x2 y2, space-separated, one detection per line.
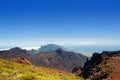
72 51 120 80
33 48 87 72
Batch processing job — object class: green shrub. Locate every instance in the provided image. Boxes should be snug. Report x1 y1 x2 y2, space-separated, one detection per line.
20 74 38 80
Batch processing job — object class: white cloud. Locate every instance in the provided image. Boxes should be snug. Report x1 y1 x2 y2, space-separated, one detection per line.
21 46 40 50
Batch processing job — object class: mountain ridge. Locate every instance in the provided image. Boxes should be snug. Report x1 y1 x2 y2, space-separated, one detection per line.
0 46 87 72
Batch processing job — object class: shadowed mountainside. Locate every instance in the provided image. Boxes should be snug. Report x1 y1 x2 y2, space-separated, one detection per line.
33 48 87 72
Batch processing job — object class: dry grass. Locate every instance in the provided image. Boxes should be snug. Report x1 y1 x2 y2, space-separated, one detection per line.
0 58 84 80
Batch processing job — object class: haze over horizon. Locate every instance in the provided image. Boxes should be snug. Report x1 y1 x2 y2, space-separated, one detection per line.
0 0 120 52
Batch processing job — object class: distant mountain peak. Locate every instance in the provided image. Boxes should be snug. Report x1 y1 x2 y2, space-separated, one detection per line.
38 44 65 52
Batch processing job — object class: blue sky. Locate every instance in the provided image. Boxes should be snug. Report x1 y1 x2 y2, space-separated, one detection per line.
0 0 120 49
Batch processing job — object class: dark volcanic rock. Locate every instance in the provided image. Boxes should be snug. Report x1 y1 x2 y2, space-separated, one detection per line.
73 50 120 80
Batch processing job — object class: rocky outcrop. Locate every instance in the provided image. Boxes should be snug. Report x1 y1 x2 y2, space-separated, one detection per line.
72 50 120 80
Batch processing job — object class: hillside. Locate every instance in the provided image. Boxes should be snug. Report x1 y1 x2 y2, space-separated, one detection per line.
33 48 87 72
0 58 84 80
0 47 87 72
72 51 120 80
0 47 34 65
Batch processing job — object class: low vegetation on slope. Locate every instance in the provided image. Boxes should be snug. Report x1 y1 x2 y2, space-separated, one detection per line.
0 58 83 80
